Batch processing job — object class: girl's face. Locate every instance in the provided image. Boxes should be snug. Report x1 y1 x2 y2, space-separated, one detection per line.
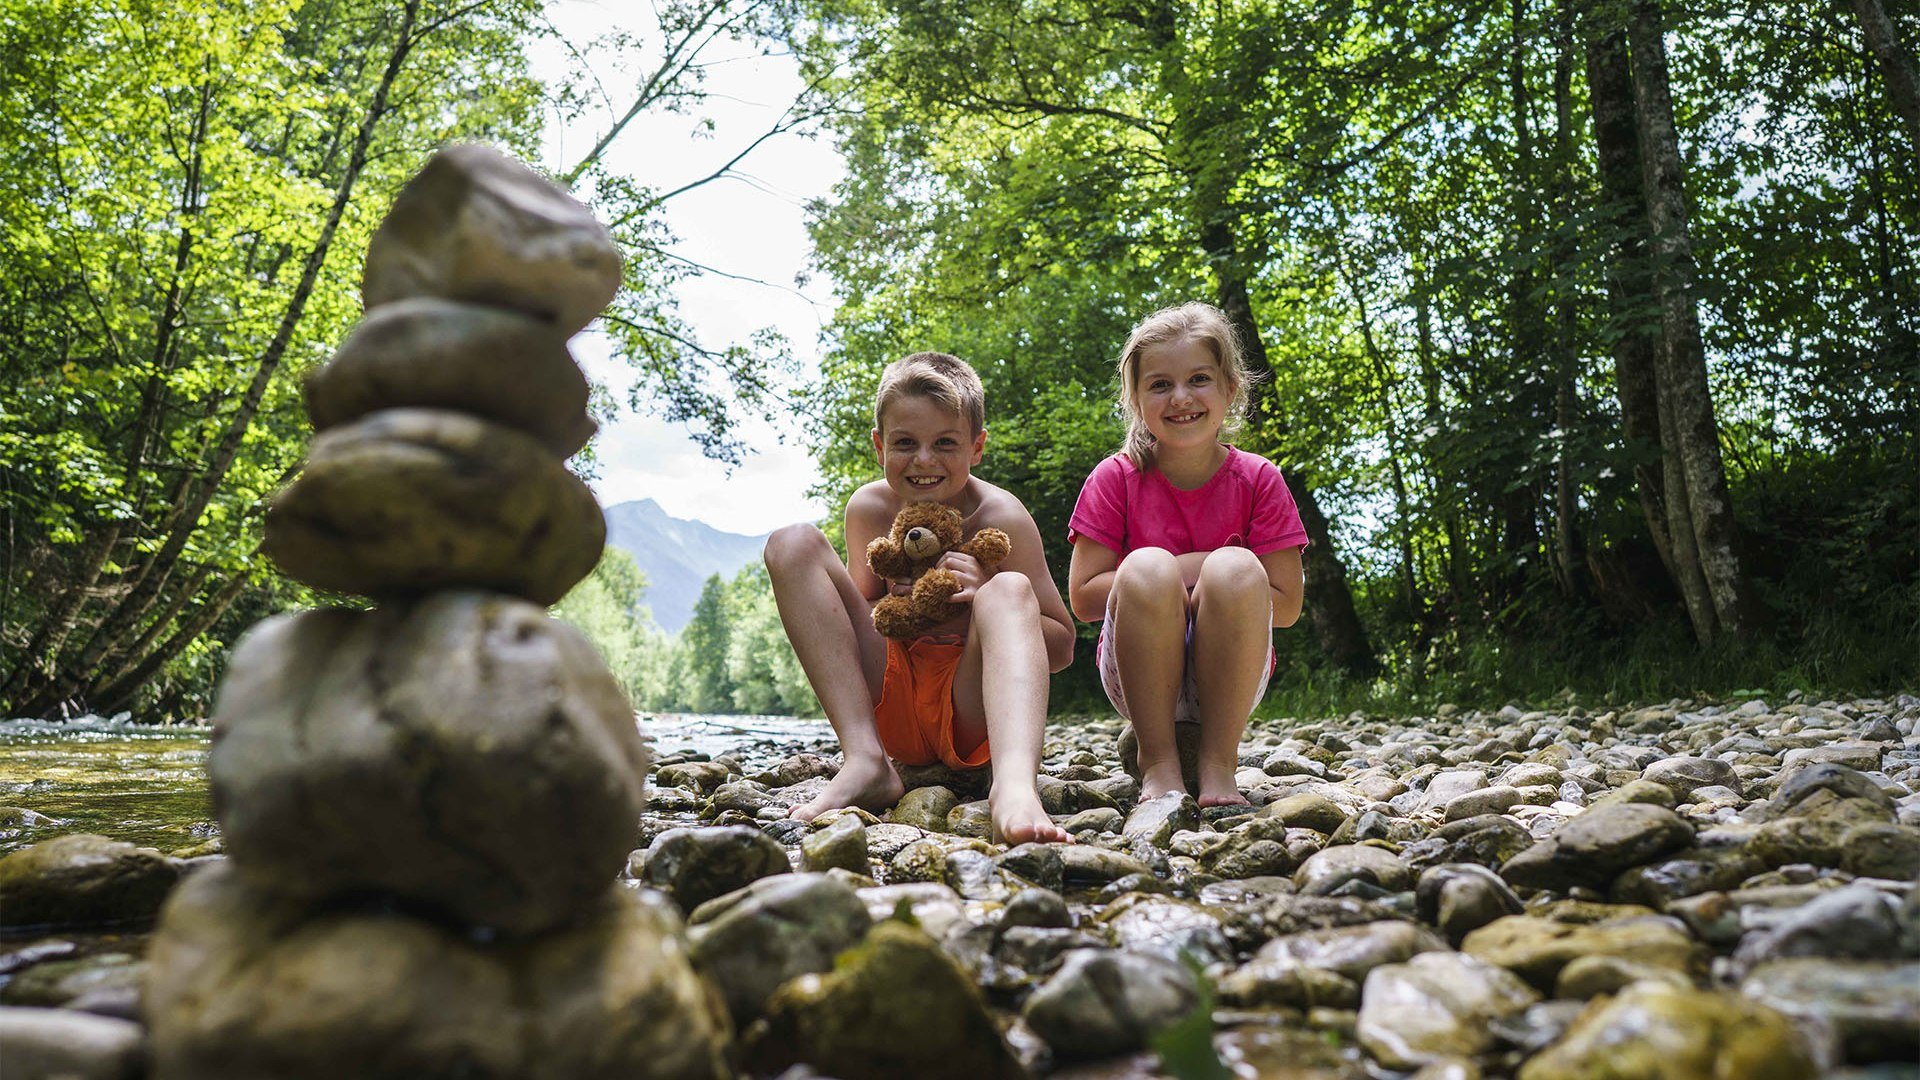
1134 336 1230 452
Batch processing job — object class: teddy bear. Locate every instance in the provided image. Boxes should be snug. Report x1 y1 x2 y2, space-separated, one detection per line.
867 502 1012 640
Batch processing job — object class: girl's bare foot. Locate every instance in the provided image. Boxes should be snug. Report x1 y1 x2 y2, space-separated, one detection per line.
989 785 1070 845
789 754 904 822
1196 761 1248 807
1137 758 1189 801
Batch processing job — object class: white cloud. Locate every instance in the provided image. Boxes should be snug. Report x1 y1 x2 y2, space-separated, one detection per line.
532 2 845 535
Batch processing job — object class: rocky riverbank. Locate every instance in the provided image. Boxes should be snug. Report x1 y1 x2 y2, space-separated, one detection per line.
2 693 1916 1078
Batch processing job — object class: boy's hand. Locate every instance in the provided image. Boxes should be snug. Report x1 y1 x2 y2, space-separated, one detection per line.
940 551 988 602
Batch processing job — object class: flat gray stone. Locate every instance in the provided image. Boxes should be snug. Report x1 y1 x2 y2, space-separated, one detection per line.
306 299 593 455
264 409 604 605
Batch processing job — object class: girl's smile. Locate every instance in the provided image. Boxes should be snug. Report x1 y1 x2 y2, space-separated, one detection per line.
1137 338 1228 450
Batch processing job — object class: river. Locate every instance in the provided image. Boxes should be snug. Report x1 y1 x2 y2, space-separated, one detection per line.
0 713 834 857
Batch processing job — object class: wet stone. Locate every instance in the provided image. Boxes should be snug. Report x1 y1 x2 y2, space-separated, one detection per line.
1739 958 1920 1064
1356 952 1540 1070
637 825 791 913
0 835 181 931
1022 948 1201 1061
687 872 872 1024
801 814 870 875
1293 843 1412 896
1516 983 1815 1080
887 785 958 832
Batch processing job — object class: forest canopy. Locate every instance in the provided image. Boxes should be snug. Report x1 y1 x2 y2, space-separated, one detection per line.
1 0 1914 720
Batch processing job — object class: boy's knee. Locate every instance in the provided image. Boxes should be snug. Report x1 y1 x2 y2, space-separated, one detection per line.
764 523 829 569
976 570 1037 614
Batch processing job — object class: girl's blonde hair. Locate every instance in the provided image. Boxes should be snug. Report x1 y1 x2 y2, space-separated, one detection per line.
1116 301 1255 469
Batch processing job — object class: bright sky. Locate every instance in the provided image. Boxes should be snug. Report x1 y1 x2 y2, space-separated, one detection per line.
531 3 840 535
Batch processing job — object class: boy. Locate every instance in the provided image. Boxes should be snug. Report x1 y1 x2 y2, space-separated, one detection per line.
764 352 1074 844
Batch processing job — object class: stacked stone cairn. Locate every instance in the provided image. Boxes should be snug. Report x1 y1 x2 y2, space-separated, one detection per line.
141 145 730 1080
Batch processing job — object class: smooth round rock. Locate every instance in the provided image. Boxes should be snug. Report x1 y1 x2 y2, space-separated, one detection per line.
210 595 648 935
145 863 729 1080
306 299 594 455
637 825 791 913
1357 952 1541 1069
362 144 621 336
1516 982 1815 1080
263 408 605 605
1022 948 1201 1060
0 1007 144 1080
0 835 181 931
751 920 1022 1079
688 873 871 1023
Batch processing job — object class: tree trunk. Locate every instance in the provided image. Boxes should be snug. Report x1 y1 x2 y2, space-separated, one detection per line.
1852 0 1920 159
1500 0 1546 607
1628 0 1753 638
93 572 250 716
1549 0 1588 599
1210 228 1379 676
1584 19 1689 600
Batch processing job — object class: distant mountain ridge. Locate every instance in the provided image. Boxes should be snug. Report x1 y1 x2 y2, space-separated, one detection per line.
602 499 771 634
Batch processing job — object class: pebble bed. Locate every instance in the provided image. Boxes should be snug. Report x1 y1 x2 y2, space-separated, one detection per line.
1 693 1916 1079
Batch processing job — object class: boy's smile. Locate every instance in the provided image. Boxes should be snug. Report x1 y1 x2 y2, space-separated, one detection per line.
872 394 985 504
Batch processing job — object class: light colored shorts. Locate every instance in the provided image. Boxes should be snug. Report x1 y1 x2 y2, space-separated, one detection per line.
1095 586 1275 724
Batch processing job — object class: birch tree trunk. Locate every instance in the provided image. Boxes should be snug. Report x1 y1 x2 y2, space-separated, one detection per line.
1851 0 1920 159
1628 0 1754 639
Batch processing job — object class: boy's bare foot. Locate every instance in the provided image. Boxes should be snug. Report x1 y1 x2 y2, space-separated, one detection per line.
1196 761 1248 807
1137 758 1189 801
989 785 1070 845
789 755 904 822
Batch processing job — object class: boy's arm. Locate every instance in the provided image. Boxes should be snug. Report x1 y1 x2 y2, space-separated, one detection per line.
843 485 893 604
982 501 1076 673
1067 537 1119 623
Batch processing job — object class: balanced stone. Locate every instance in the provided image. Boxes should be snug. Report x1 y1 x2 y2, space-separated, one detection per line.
306 298 594 456
263 408 604 605
146 864 729 1080
210 593 647 935
362 144 621 336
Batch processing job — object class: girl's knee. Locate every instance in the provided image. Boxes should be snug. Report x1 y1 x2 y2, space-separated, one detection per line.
1114 548 1182 603
1199 547 1266 593
763 523 830 570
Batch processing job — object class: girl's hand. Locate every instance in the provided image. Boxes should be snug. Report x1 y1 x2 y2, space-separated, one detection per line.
939 551 988 602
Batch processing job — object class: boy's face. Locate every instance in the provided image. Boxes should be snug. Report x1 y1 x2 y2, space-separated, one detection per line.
871 394 985 504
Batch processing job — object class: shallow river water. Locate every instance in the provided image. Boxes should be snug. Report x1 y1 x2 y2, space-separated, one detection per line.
0 713 833 857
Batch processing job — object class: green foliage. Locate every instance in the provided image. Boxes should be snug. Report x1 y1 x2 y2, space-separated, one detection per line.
558 558 821 718
787 0 1919 706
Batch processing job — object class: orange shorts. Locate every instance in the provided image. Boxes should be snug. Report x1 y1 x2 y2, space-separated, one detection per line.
873 637 989 769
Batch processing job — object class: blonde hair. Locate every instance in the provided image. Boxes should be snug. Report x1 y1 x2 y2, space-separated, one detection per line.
1116 302 1254 469
874 351 986 435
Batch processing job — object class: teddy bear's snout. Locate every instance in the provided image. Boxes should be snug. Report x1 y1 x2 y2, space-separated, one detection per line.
903 526 942 560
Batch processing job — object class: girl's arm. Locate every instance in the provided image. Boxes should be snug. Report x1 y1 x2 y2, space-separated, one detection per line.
1260 546 1305 628
1067 537 1120 622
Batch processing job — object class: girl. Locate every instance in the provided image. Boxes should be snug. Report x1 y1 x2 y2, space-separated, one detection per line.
1066 302 1307 806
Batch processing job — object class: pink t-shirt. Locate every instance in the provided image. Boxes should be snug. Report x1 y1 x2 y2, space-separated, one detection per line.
1067 446 1309 559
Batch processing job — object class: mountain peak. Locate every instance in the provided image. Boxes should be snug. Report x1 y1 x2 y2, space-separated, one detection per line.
602 500 771 633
